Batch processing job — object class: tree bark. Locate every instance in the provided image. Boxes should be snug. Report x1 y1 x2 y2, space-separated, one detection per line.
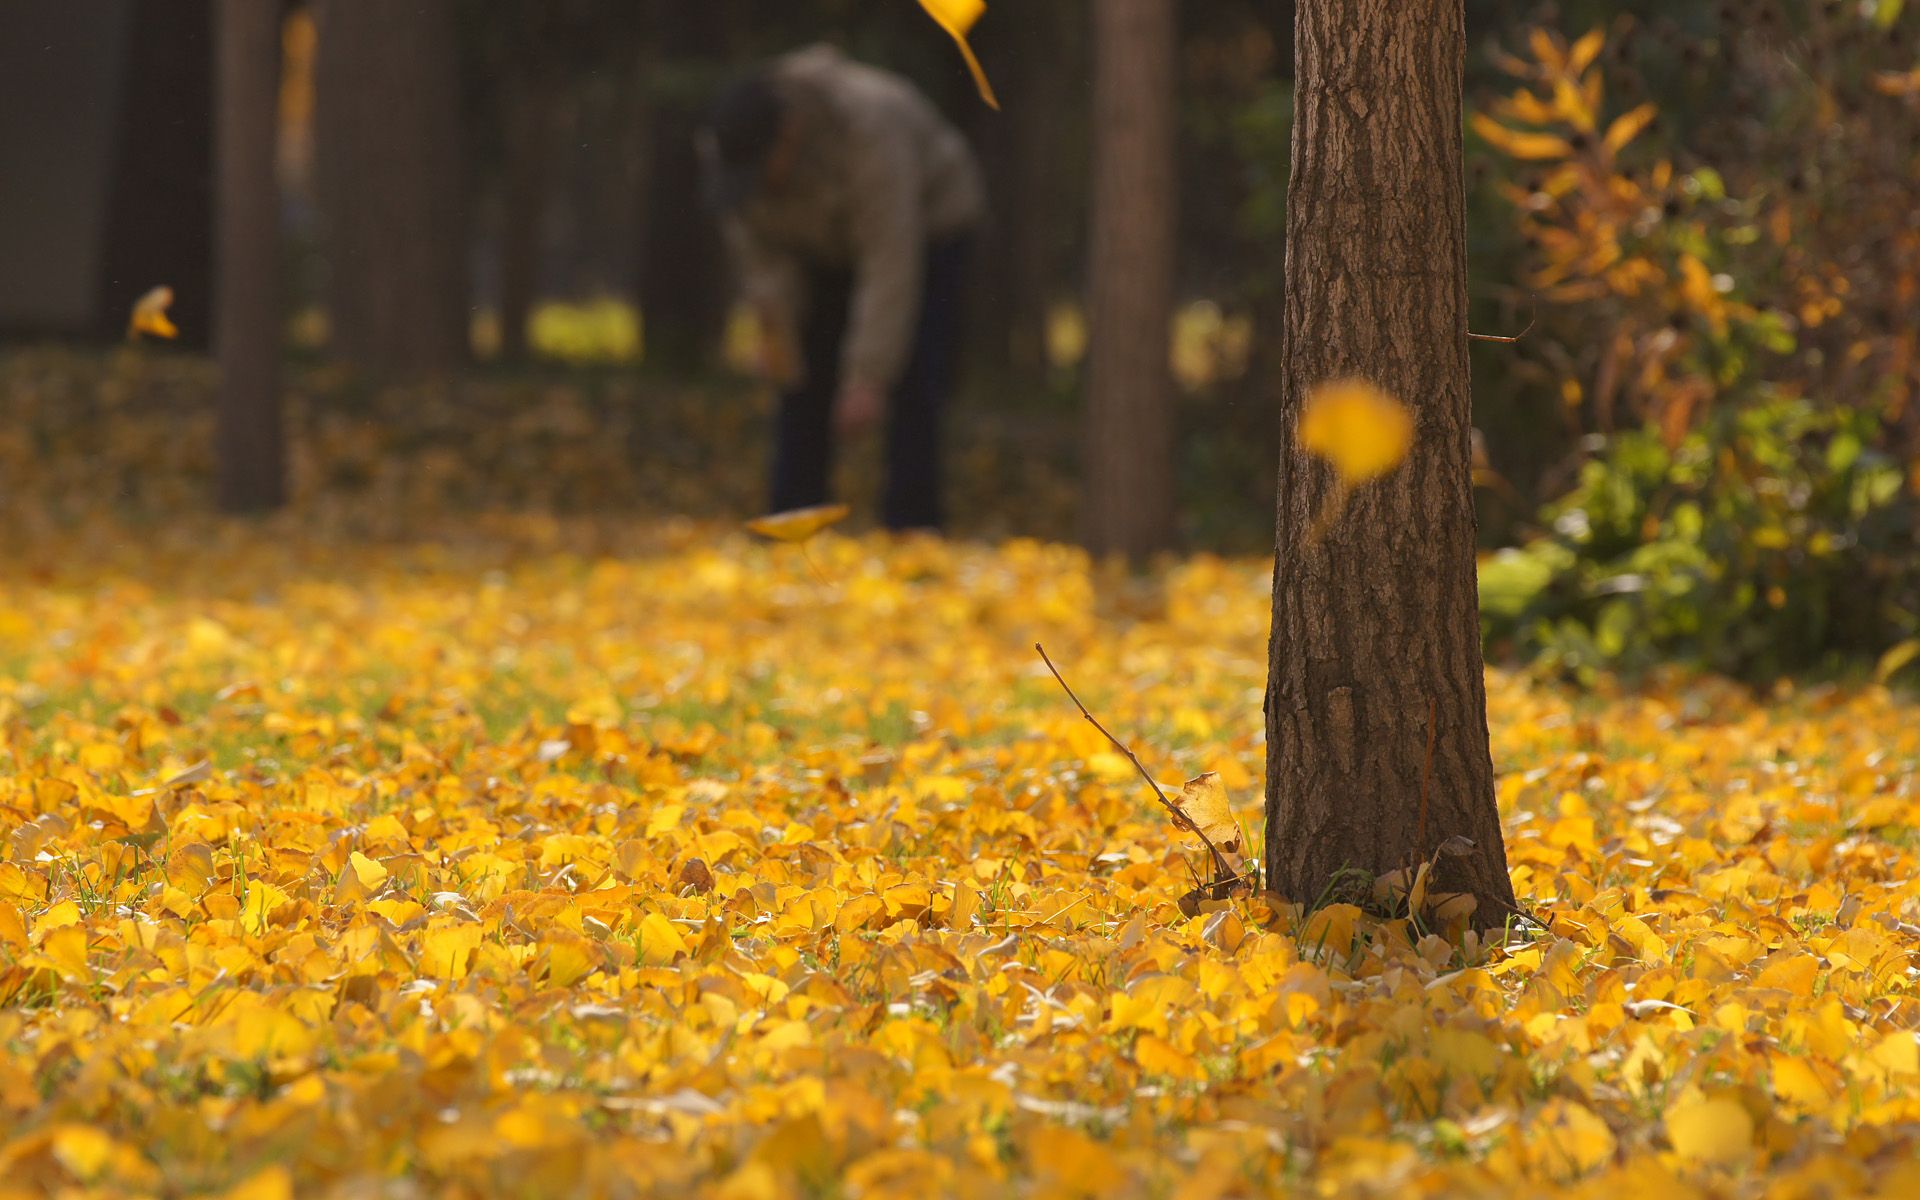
1084 0 1178 561
212 0 285 512
313 0 467 376
1264 0 1517 924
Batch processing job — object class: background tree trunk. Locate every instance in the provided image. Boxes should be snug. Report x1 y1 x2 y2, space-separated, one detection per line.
212 0 286 513
635 0 731 373
96 0 214 350
497 71 555 365
967 0 1085 387
313 0 467 376
1084 0 1178 561
1264 0 1517 923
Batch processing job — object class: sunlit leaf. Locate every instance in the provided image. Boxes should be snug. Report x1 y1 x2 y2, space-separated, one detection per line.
744 502 850 542
128 286 179 340
1297 378 1415 487
917 0 999 109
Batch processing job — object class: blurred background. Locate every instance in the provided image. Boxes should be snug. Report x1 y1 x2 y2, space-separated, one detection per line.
0 0 1916 681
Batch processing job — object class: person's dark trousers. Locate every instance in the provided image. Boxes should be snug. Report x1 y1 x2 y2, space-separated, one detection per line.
769 234 969 531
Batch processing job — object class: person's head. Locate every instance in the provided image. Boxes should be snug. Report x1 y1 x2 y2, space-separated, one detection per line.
701 71 793 212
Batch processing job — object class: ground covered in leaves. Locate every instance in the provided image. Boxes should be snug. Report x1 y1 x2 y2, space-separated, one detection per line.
3 515 1919 1199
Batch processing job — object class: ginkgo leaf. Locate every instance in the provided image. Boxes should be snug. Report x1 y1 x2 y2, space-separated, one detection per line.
349 850 389 890
745 502 850 542
128 286 179 340
1666 1095 1753 1164
1297 378 1415 487
1169 771 1240 855
917 0 999 109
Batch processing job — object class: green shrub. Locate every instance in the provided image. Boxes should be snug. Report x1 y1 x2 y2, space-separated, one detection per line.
1480 395 1920 682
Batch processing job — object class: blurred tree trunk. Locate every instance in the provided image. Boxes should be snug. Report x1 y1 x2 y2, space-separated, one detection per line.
498 71 556 364
96 0 214 350
1263 0 1517 925
1084 0 1178 560
635 0 730 373
313 0 467 375
212 0 285 512
969 0 1084 385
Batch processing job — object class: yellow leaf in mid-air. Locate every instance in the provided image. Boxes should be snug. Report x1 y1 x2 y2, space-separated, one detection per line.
745 503 850 543
917 0 999 110
1297 378 1415 487
128 285 179 340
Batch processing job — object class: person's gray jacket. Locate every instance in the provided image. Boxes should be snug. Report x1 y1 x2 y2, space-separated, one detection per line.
719 44 985 391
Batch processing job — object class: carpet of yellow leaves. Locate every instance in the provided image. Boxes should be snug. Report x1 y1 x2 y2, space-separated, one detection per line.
4 517 1920 1198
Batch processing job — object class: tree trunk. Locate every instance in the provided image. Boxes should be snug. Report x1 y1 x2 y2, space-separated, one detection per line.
968 0 1085 386
1263 0 1517 924
96 0 214 350
1084 0 1178 561
635 0 731 373
212 0 286 512
313 0 467 376
498 71 555 364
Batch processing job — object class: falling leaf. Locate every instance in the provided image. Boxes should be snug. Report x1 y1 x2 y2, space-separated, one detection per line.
128 286 179 340
744 503 850 542
1297 378 1415 487
917 0 999 109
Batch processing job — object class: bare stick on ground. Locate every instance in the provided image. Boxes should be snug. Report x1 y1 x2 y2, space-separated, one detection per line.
1034 643 1239 886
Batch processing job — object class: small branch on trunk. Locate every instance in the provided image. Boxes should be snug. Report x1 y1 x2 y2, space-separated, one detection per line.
1468 294 1537 344
1419 696 1436 859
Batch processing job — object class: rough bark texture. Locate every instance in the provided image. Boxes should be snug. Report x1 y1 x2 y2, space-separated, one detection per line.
1264 0 1517 924
1084 0 1178 561
313 0 467 376
212 0 285 512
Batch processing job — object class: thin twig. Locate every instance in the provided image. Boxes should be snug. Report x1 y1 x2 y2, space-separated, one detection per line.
1034 643 1237 883
1468 294 1538 344
796 543 832 589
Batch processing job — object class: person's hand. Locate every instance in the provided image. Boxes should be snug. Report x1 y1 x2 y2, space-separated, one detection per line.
759 335 796 385
835 380 884 436
755 307 799 385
